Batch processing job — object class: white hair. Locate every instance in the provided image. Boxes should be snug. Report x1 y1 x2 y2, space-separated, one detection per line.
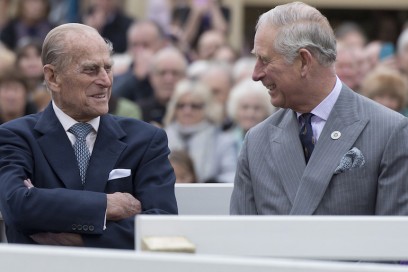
232 57 257 83
397 28 408 54
227 78 275 122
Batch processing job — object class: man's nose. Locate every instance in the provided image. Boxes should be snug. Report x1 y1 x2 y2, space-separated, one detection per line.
252 60 265 81
97 69 112 87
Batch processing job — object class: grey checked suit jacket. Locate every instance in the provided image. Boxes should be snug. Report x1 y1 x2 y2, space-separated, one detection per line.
230 85 408 215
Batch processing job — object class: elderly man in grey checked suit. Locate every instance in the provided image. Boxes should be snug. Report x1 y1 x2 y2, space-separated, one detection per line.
230 2 408 215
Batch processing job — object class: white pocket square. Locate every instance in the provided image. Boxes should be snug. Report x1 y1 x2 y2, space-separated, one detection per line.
334 147 365 175
108 169 131 180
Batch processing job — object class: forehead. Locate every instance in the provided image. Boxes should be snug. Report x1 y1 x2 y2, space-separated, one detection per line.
156 54 184 69
129 24 158 41
69 38 112 65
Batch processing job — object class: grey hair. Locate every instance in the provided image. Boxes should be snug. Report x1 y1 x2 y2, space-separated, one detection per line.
149 46 188 74
163 78 221 126
397 28 408 54
227 78 275 122
42 23 113 72
256 2 336 66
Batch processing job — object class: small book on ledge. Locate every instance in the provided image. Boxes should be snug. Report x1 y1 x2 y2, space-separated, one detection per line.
141 236 196 253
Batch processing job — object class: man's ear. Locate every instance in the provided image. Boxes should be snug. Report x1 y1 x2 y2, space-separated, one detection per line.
43 64 60 93
298 48 313 77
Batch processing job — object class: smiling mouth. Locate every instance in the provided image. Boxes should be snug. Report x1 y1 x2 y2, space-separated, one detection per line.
265 83 276 90
91 94 107 99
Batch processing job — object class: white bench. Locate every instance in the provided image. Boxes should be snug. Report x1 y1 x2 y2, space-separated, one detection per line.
136 215 408 261
175 183 233 215
0 244 406 272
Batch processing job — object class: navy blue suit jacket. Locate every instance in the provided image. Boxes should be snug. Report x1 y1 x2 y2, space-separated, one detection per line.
0 103 178 249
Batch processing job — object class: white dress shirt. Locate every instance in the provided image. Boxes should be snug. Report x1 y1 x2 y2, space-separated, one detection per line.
52 101 100 153
297 76 342 141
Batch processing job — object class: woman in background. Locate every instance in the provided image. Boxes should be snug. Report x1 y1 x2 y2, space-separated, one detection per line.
226 78 276 153
361 67 408 113
164 78 236 183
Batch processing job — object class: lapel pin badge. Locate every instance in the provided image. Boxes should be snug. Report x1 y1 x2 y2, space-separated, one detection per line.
331 131 341 140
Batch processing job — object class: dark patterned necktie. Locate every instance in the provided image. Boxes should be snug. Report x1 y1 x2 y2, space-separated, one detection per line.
299 113 315 164
68 123 93 184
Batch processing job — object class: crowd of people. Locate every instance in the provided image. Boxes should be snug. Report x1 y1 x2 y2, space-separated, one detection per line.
1 0 408 185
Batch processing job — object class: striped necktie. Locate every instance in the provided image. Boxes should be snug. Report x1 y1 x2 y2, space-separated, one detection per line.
299 113 315 164
68 123 93 184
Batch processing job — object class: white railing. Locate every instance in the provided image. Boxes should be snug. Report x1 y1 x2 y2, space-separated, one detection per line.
0 244 406 272
136 215 408 261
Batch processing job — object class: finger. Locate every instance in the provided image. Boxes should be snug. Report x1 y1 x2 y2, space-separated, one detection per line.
24 179 34 188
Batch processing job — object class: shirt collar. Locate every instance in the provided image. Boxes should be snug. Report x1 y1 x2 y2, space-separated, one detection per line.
52 100 100 133
297 76 342 121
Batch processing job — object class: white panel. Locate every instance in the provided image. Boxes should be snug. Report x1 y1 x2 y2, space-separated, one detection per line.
175 184 233 215
136 215 408 261
0 244 406 272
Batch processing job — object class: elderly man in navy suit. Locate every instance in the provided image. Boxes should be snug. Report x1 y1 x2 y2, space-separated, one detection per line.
0 23 177 249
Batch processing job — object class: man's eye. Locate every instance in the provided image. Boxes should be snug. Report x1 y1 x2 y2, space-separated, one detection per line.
84 67 97 73
261 58 269 65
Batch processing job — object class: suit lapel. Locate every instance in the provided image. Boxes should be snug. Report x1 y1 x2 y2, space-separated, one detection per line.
34 103 83 190
83 114 127 192
270 110 305 205
290 86 368 215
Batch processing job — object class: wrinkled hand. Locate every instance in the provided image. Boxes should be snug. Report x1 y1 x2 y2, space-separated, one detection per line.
30 232 84 247
24 178 34 189
106 192 142 221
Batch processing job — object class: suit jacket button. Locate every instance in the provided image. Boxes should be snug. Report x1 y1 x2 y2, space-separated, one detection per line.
83 225 89 231
72 224 77 231
77 224 83 231
89 225 94 231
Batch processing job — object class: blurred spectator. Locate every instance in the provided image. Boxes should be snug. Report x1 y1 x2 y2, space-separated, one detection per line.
334 21 367 49
232 56 256 84
186 59 209 79
361 67 408 113
199 60 233 129
108 95 142 119
171 0 230 53
164 78 236 183
0 43 16 74
113 20 167 102
0 0 12 33
335 43 361 91
82 0 133 54
195 29 226 60
139 46 188 126
0 69 36 124
31 83 50 112
213 44 237 64
0 0 54 50
15 37 43 93
365 40 398 72
146 0 171 35
226 78 275 153
397 28 408 77
49 0 80 25
169 150 197 183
